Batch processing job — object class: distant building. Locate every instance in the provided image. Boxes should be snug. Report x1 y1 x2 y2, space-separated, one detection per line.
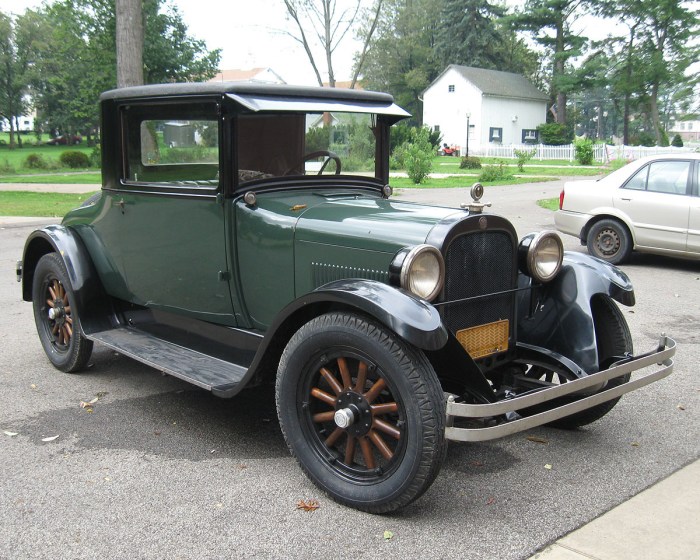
423 65 549 153
208 68 286 84
669 118 700 142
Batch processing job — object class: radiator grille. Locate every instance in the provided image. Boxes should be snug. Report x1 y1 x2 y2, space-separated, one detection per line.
442 231 515 336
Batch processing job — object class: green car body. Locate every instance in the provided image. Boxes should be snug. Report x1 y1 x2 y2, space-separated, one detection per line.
18 83 675 513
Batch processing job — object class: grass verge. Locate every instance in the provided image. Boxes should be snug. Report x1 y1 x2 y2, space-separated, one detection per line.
0 173 101 184
0 191 97 217
537 198 559 211
390 176 558 189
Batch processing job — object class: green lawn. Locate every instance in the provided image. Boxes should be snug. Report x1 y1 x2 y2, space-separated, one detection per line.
0 143 97 174
434 157 605 177
537 198 560 211
390 175 558 189
0 191 97 217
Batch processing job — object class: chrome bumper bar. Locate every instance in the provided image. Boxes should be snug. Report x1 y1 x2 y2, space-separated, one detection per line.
445 335 676 442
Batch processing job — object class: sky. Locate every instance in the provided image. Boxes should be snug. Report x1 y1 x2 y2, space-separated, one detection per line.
0 0 631 87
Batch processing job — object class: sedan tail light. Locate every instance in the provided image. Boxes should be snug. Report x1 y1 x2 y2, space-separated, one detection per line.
559 189 565 210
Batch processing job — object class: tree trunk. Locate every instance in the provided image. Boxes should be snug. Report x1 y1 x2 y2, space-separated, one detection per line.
554 19 566 124
116 0 144 88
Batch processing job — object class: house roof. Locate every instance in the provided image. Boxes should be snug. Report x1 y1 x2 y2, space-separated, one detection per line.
208 68 286 84
428 65 549 101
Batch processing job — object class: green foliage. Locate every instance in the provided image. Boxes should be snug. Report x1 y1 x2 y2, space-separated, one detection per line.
59 150 90 168
0 158 15 173
573 138 594 165
89 145 101 167
609 158 629 171
24 153 50 169
401 127 435 184
478 162 514 182
306 126 331 153
459 156 482 169
537 123 573 146
659 130 669 147
671 134 684 148
631 132 656 147
513 148 536 171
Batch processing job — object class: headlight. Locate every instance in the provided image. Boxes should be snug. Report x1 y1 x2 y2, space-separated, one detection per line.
518 231 563 283
399 244 445 301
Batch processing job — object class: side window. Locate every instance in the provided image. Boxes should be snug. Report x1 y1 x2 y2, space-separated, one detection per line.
489 127 502 143
646 161 690 195
123 104 219 188
624 161 690 195
624 165 648 191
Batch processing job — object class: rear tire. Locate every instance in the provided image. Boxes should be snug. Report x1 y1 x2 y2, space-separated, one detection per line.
276 312 447 513
32 253 93 372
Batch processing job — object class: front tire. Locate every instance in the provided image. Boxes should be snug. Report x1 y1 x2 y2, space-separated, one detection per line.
32 253 93 372
276 312 447 513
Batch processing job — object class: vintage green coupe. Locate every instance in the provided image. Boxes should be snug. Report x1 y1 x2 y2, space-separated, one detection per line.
17 83 675 513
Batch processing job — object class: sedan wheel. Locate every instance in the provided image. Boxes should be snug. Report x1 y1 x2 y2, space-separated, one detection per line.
587 218 632 264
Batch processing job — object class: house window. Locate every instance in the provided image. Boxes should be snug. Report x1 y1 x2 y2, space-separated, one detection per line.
489 127 502 143
689 123 694 130
434 125 440 132
522 129 538 144
680 123 686 130
448 85 455 93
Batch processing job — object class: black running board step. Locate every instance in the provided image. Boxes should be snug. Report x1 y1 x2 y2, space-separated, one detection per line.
87 327 247 392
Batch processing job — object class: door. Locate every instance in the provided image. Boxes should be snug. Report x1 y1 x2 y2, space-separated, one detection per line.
614 159 691 252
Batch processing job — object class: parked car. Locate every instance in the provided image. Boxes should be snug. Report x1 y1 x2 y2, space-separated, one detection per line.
46 134 82 145
555 154 700 264
17 83 675 513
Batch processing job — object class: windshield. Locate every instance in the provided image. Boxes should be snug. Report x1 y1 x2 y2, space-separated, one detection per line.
236 112 379 183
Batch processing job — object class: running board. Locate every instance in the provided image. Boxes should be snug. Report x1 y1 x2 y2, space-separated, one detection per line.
87 327 247 393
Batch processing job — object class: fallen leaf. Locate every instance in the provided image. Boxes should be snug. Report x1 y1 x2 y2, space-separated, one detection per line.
631 442 640 447
96 392 108 398
30 384 37 390
544 464 553 470
210 449 217 454
527 436 549 444
677 404 686 411
88 397 99 405
42 435 59 442
469 460 484 467
383 530 394 540
3 431 18 437
486 497 495 505
296 499 320 512
104 476 111 482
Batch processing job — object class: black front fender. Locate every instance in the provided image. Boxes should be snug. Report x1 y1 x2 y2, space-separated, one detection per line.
517 252 635 374
20 225 114 334
277 279 448 351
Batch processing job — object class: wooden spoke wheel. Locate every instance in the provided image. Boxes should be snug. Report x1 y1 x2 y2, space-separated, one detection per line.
32 253 92 372
276 312 446 513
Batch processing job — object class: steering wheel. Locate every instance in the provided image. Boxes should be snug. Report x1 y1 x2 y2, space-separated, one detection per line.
285 150 342 175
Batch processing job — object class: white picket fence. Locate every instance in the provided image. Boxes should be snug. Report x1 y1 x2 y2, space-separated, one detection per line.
462 143 696 162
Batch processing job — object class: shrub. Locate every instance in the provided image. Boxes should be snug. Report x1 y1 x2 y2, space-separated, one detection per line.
0 158 14 173
631 132 656 147
513 148 536 171
479 162 514 182
89 145 102 167
574 138 594 165
671 134 684 148
59 150 91 168
537 122 573 145
460 156 482 169
402 127 434 184
24 153 50 169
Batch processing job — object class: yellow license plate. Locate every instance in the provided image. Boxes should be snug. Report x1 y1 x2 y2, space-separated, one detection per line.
456 320 509 359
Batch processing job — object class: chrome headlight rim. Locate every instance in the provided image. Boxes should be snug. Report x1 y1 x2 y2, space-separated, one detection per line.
522 230 564 283
399 244 445 302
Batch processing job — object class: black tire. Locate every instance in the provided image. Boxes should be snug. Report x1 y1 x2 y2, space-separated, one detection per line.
276 312 447 513
32 253 93 373
586 218 632 264
543 295 633 429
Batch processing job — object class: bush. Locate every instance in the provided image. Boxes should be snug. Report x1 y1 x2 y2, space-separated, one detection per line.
574 138 594 165
24 153 50 169
631 132 656 147
402 127 434 184
459 156 482 169
513 148 536 171
537 122 573 145
671 134 684 148
89 145 102 167
0 158 14 173
479 162 514 182
59 150 91 168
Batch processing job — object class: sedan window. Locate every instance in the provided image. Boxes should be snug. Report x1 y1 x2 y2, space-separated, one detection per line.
624 161 690 195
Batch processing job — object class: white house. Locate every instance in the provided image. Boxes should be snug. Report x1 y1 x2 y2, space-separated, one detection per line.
422 65 549 154
669 118 700 142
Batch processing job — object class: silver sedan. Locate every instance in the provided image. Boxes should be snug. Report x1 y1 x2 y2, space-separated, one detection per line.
555 153 700 263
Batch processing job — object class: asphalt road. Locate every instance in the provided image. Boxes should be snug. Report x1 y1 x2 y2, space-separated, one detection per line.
1 181 698 559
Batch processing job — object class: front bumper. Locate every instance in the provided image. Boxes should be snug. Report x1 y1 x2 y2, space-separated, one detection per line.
445 335 676 442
